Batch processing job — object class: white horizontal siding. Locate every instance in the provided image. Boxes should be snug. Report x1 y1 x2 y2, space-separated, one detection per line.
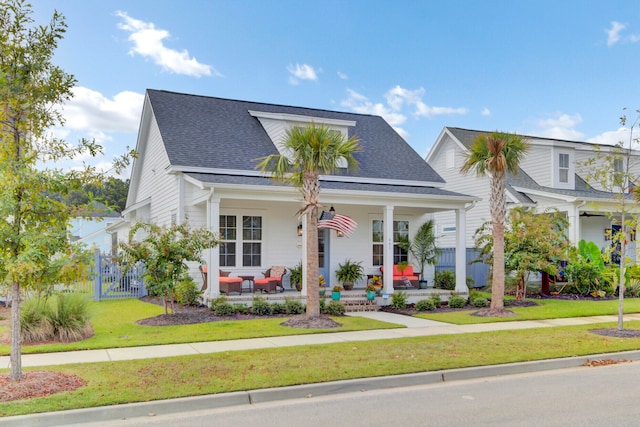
520 144 552 187
429 135 490 248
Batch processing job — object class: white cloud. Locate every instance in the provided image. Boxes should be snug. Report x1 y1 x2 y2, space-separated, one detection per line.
337 71 348 80
62 87 144 133
533 112 585 140
606 21 639 46
115 11 216 77
383 85 467 118
287 63 318 85
341 86 467 139
607 21 626 46
384 86 424 111
481 108 491 116
341 89 406 126
588 127 636 146
414 103 468 117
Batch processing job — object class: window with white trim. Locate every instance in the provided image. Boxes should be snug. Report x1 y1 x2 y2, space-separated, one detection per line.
371 220 409 266
242 216 262 267
219 215 237 267
558 153 569 183
219 215 263 267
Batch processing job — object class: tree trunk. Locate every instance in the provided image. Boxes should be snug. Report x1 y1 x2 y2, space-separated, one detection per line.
306 208 320 318
489 173 506 311
10 281 22 381
541 272 550 295
491 221 505 310
302 171 321 318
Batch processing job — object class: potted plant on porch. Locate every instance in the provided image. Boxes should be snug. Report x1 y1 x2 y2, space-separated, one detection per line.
319 274 327 296
335 259 364 290
289 262 303 291
398 220 440 289
365 284 377 301
331 285 342 301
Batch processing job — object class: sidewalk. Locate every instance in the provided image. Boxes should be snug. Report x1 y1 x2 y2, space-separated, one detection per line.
3 311 640 368
4 312 640 427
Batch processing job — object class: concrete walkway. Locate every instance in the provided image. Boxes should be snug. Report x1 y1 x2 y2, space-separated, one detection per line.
3 311 640 369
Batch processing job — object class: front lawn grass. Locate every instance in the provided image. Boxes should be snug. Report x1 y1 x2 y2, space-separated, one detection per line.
0 299 402 355
2 320 640 417
416 297 640 324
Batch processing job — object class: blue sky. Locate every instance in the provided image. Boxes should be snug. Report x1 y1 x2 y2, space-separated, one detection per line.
29 0 640 176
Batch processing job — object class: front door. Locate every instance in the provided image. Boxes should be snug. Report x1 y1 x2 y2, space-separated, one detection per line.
318 229 330 287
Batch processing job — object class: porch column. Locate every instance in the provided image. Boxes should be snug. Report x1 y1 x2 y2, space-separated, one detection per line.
207 195 221 298
176 174 185 225
568 204 582 245
301 213 308 296
383 205 394 294
455 208 469 292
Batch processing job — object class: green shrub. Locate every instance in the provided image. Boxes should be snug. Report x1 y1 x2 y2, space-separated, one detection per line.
430 295 441 308
213 301 235 317
210 296 227 311
21 293 92 343
271 302 285 314
233 303 248 314
448 295 467 308
319 298 326 313
283 297 305 315
415 299 435 311
471 296 488 307
391 291 407 309
434 270 455 290
174 275 201 306
251 297 272 316
323 301 345 316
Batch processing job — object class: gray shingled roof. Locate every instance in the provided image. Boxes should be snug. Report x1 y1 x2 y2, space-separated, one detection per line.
148 89 446 185
446 126 626 201
185 172 468 197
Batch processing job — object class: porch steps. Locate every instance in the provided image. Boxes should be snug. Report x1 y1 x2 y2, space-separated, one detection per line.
338 297 380 312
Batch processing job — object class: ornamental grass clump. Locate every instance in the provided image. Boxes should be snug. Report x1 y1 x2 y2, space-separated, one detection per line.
21 293 92 343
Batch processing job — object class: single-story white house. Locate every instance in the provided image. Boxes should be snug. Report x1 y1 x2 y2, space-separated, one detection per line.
110 90 478 300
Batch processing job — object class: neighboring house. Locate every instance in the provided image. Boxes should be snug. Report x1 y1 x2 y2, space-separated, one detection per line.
110 89 477 299
70 207 121 254
427 127 640 271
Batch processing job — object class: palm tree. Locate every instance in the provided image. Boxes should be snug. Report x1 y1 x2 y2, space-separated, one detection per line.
461 131 529 314
257 124 361 318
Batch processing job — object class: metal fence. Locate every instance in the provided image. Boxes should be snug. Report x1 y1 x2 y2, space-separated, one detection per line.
91 251 147 301
435 248 488 288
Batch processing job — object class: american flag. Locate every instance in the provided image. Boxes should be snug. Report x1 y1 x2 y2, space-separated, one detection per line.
318 210 358 237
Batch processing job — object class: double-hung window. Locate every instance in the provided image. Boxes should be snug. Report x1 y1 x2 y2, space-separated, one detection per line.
219 215 262 267
558 153 569 183
371 220 409 266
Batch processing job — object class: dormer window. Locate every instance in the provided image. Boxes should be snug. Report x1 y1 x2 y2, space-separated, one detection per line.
559 153 569 183
554 150 574 189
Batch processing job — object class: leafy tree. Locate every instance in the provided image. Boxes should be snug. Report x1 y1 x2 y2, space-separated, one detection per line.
0 1 131 381
118 222 219 315
475 207 570 300
580 109 640 330
257 124 361 319
461 131 529 315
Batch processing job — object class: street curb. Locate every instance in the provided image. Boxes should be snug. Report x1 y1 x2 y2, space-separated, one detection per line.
3 350 640 426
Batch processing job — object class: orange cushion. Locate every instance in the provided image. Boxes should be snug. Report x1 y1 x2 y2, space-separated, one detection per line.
220 277 242 283
392 265 413 276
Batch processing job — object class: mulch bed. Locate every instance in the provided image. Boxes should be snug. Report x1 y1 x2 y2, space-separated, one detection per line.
0 371 85 403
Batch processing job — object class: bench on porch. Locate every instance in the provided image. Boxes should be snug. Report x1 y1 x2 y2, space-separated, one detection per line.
380 265 420 289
